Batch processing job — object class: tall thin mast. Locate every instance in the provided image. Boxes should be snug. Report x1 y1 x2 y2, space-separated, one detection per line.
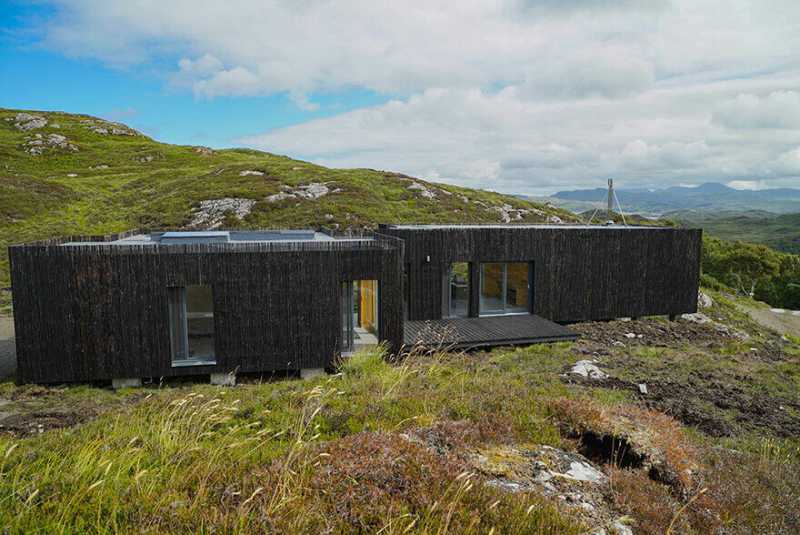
607 179 614 222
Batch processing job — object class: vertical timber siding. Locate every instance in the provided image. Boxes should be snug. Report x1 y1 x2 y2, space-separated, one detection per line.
380 225 702 322
10 238 403 384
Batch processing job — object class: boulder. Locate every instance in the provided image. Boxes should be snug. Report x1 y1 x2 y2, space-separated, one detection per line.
697 291 713 309
14 113 47 131
190 198 256 228
568 360 608 380
407 181 437 199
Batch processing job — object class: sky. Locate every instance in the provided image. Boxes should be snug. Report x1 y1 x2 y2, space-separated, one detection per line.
1 1 800 196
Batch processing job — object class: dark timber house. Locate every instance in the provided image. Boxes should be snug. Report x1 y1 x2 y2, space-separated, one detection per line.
9 224 701 385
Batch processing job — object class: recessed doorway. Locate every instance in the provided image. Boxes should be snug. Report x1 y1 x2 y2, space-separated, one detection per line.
341 280 379 354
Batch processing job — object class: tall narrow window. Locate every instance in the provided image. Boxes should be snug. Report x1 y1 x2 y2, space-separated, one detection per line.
169 285 216 366
443 262 470 318
341 280 379 355
479 263 530 316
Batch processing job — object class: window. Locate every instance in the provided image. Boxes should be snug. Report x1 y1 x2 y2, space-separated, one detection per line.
341 280 379 354
479 263 530 316
443 262 470 318
168 285 216 366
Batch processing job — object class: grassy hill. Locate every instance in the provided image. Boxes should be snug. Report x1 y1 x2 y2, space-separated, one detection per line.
0 290 798 533
669 210 800 254
0 108 573 308
2 109 800 533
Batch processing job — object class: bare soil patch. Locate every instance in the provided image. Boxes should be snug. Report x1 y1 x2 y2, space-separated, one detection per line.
0 383 145 438
565 318 800 437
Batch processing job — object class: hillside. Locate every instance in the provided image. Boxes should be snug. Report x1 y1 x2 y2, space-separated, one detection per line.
0 288 798 533
0 108 573 308
669 210 800 254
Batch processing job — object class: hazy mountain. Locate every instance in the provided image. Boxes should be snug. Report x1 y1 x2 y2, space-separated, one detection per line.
549 183 800 215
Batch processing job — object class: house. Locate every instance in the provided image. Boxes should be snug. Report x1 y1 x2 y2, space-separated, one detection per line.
8 224 701 385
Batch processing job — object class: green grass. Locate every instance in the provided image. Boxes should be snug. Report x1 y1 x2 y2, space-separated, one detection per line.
0 107 575 309
0 348 587 533
0 308 798 532
672 210 800 254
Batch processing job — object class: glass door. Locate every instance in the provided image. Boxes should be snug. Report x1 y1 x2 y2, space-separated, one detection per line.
341 280 379 355
479 263 530 316
341 282 355 354
443 262 470 318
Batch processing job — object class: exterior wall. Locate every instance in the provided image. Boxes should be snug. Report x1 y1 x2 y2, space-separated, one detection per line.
10 241 403 383
380 226 702 322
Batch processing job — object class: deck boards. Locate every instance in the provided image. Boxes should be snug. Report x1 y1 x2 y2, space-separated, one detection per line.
403 314 577 350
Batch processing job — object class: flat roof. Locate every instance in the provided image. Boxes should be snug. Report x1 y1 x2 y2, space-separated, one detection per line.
383 224 676 230
60 230 374 246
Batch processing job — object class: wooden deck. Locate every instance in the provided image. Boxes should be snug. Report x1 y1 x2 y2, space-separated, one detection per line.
403 314 577 350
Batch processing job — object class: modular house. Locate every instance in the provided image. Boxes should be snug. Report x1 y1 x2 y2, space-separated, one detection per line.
9 224 701 384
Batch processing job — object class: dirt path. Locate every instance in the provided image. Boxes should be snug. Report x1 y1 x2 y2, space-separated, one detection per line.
739 304 800 338
0 315 16 379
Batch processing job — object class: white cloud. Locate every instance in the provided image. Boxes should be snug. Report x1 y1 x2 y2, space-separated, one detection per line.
36 0 800 193
726 180 766 190
713 91 800 130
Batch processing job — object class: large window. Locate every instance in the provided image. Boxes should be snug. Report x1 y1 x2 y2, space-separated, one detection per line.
443 262 470 318
479 262 530 316
168 285 216 367
341 280 379 354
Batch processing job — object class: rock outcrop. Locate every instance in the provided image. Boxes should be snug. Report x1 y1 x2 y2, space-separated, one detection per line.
266 182 337 202
22 133 79 155
189 198 256 228
11 113 47 131
80 118 139 136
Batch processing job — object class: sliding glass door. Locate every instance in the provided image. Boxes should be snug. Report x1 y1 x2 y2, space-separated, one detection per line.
479 262 530 316
443 262 470 318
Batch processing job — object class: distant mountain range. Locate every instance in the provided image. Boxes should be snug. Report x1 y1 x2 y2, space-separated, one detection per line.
545 183 800 215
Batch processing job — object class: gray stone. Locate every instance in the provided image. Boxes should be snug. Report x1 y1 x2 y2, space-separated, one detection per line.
564 460 607 483
569 360 608 380
22 132 78 155
490 203 533 223
610 520 634 535
190 197 256 228
112 378 142 389
210 372 236 386
295 182 330 199
407 181 437 199
14 113 47 131
300 368 326 380
267 182 334 202
266 191 296 203
681 312 711 324
547 215 563 224
239 170 264 176
698 291 713 308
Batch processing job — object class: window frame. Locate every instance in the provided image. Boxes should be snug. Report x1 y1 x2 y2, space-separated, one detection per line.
442 262 470 318
168 285 218 367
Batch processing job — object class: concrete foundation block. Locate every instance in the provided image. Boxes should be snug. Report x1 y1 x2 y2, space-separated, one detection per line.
112 377 142 389
300 368 326 380
210 372 236 386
